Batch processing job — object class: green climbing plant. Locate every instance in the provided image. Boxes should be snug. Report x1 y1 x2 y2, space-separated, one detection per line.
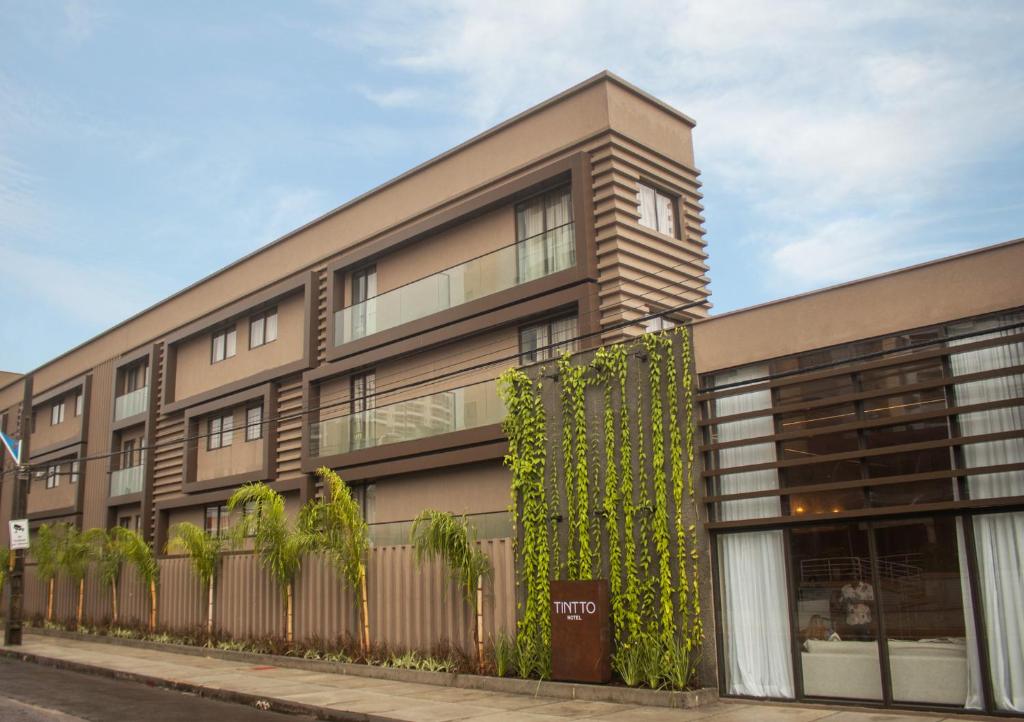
501 327 703 687
498 367 551 679
643 333 674 650
558 353 591 580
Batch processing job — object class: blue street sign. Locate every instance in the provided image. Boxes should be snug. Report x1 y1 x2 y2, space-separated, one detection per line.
0 430 21 465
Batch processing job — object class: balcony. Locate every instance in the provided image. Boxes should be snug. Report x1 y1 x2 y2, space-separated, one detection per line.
310 379 505 457
334 222 575 345
110 462 144 497
114 386 149 421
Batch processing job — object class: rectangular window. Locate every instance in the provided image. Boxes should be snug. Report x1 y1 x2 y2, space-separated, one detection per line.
636 181 678 238
350 266 378 339
207 412 234 450
70 460 81 484
204 504 231 536
350 371 376 450
125 364 139 393
46 465 59 489
211 326 237 363
51 401 65 426
249 307 278 348
515 186 574 283
245 404 263 441
519 315 578 364
122 439 137 468
75 392 84 417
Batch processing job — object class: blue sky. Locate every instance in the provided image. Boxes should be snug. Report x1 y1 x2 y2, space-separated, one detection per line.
2 1 1023 373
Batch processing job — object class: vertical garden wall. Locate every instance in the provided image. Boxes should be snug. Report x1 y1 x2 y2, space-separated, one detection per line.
499 327 715 688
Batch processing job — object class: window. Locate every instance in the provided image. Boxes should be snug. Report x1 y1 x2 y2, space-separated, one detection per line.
46 465 59 489
211 325 237 363
118 515 141 533
75 392 84 417
249 307 278 349
51 401 65 426
515 186 575 282
245 404 263 441
125 364 139 393
350 371 376 450
636 181 678 238
207 412 234 450
70 460 81 484
350 266 378 339
643 307 677 333
519 315 578 364
122 439 138 468
204 504 231 536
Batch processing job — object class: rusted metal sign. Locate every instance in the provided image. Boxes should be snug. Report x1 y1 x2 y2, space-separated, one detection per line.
550 579 611 683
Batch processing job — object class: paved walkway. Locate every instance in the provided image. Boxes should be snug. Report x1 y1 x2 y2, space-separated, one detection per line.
0 633 1004 722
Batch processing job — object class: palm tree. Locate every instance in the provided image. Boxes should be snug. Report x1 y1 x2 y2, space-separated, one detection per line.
308 467 370 652
227 482 315 644
409 509 492 671
58 525 96 628
166 522 228 638
86 527 127 625
87 526 154 627
33 523 64 622
118 528 160 632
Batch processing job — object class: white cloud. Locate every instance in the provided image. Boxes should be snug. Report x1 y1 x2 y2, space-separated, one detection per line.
330 0 1024 295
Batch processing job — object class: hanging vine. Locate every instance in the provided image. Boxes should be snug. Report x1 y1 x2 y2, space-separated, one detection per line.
558 353 591 579
643 333 674 650
498 367 552 678
665 329 690 650
502 326 703 685
678 325 703 649
591 347 623 643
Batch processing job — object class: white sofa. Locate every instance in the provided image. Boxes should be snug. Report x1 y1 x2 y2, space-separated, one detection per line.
801 638 968 705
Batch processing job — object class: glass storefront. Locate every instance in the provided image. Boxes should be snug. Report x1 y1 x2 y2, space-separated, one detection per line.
705 309 1024 714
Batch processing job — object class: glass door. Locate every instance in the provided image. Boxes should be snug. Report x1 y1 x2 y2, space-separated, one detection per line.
787 516 980 708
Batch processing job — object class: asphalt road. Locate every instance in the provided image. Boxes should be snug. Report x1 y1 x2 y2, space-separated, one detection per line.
0 657 313 721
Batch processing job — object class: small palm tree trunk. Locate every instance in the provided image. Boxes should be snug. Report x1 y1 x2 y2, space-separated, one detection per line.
207 576 215 638
47 578 54 621
359 562 370 653
476 574 485 673
76 578 85 628
149 580 157 632
111 576 119 626
286 582 293 643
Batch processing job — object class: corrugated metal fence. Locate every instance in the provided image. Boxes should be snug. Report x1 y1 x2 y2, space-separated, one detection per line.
18 538 514 652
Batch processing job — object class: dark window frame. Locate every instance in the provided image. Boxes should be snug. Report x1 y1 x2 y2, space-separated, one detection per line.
249 307 279 349
636 180 680 239
210 324 238 364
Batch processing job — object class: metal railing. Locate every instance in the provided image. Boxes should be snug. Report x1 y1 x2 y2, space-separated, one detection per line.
310 378 505 457
334 223 575 344
114 386 148 421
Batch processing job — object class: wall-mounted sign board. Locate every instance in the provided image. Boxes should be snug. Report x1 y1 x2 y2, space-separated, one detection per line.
550 579 611 683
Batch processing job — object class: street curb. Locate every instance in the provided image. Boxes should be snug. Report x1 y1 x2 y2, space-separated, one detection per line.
0 644 395 722
22 627 718 709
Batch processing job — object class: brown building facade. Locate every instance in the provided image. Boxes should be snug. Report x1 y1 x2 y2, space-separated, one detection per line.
1 71 1021 716
0 70 709 556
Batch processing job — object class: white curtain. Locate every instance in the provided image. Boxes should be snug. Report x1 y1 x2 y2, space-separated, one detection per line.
544 187 574 272
715 366 795 698
950 326 1024 712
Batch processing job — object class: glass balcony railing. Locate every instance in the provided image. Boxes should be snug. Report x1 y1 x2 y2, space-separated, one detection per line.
335 222 575 345
114 386 149 421
110 463 144 497
310 378 505 457
367 511 513 546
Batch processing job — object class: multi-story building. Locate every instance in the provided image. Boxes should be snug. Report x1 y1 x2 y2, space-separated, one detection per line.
0 70 710 552
2 70 1020 716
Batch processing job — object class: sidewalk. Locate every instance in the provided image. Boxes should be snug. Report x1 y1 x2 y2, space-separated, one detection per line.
0 632 1001 722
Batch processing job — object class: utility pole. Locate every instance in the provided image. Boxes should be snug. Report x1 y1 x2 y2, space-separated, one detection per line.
6 375 32 646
